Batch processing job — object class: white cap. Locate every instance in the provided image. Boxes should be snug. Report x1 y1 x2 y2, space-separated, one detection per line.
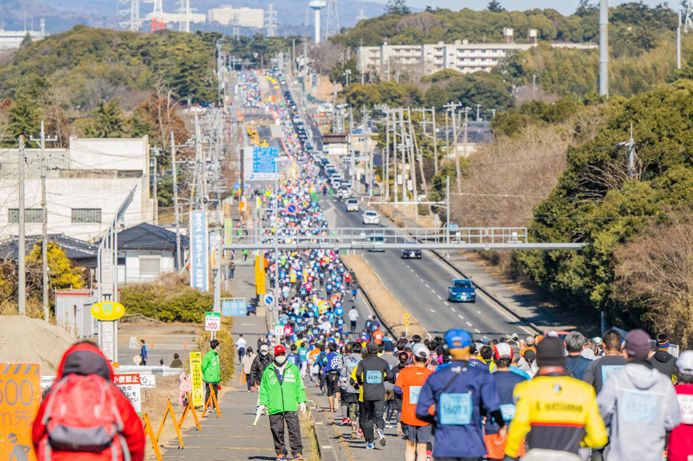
412 343 430 360
677 350 693 375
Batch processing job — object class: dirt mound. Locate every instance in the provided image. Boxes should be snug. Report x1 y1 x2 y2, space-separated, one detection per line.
0 315 77 374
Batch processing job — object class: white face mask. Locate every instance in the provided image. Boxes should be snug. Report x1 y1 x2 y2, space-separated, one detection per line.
275 355 287 365
260 350 268 356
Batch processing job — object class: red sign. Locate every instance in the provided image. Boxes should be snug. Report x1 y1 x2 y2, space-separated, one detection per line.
114 373 141 386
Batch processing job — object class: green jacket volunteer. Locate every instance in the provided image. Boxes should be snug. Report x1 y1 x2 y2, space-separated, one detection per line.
201 339 221 410
259 345 307 460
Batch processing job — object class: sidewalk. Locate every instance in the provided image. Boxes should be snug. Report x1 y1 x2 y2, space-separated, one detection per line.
162 315 317 460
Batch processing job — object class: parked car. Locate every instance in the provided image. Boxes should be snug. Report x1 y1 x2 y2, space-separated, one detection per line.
448 279 476 303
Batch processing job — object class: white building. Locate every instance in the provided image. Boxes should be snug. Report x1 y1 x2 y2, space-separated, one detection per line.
0 137 155 242
358 29 597 79
0 29 48 50
208 5 264 28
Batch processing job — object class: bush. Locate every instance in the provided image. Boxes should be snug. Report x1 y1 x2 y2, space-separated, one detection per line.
199 318 235 384
120 276 214 322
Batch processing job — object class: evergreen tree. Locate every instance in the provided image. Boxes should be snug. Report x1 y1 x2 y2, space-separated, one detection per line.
385 0 410 15
487 0 504 12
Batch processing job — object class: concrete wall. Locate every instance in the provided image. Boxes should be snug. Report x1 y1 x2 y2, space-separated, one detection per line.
119 250 176 284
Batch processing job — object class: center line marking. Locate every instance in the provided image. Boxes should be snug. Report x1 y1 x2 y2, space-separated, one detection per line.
443 302 450 306
458 314 464 320
430 309 436 313
437 295 442 300
466 321 472 327
474 328 481 333
425 283 430 288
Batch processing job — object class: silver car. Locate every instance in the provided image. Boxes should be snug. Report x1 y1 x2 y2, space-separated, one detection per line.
362 210 379 225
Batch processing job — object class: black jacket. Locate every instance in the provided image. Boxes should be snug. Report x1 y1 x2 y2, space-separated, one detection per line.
352 355 393 401
251 353 273 386
650 350 677 379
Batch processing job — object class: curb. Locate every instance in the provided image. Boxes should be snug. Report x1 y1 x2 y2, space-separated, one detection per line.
308 399 342 461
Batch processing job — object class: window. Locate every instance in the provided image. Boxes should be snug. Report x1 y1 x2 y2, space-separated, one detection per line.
71 208 101 224
8 208 43 224
139 257 161 276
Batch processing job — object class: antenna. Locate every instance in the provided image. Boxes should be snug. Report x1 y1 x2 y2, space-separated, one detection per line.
266 3 278 37
324 0 340 40
356 9 367 22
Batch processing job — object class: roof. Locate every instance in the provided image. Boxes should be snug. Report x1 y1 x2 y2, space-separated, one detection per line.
116 223 189 251
0 234 98 261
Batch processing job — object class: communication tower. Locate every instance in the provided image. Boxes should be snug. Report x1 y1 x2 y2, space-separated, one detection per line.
324 0 340 40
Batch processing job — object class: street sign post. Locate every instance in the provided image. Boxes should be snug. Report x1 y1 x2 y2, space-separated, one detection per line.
263 294 275 305
114 374 141 415
205 312 221 332
286 203 298 214
189 352 204 407
92 301 125 363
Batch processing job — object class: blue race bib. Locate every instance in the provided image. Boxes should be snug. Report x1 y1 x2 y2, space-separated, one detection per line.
409 386 422 405
601 364 624 385
366 370 382 384
440 393 473 425
499 403 516 422
619 390 659 424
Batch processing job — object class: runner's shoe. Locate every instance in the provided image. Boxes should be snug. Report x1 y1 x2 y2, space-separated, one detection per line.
341 418 350 425
377 428 386 446
276 455 287 461
294 454 304 459
366 443 375 450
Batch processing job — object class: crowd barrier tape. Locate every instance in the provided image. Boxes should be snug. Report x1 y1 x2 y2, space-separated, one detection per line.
201 386 222 418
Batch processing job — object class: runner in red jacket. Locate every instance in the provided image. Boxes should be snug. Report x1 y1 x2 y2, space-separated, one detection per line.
32 342 145 461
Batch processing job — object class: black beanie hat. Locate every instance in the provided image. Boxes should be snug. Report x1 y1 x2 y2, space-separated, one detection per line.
536 337 566 368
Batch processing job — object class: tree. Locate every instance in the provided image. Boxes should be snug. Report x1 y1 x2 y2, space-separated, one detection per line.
86 100 125 138
487 1 504 13
20 32 32 48
24 242 84 306
8 97 40 139
385 0 410 16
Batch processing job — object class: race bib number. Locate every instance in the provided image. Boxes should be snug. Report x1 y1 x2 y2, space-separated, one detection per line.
366 370 382 384
678 394 693 425
619 390 660 424
409 386 422 405
601 364 624 385
500 403 516 422
439 393 473 425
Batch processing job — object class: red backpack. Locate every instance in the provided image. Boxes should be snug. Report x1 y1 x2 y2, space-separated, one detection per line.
40 374 131 461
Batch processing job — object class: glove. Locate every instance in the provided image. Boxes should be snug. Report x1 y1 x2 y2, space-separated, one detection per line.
299 402 307 413
258 405 267 414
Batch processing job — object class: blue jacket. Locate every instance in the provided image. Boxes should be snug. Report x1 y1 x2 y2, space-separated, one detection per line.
140 345 148 361
287 352 303 369
415 360 501 458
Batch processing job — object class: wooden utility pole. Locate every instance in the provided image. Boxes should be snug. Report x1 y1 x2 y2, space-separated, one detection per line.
171 132 182 271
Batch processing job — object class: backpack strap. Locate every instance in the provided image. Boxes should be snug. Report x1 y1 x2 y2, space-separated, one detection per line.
42 377 68 425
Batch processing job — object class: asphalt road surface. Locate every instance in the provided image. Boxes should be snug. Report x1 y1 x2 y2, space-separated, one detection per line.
320 194 532 339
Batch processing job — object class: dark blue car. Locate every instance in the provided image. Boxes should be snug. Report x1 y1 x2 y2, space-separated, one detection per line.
448 279 476 303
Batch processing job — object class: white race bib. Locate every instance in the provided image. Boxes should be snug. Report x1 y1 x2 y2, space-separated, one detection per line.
678 394 693 425
500 403 516 422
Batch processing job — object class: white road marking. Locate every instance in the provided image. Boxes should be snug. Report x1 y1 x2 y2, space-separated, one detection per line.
443 302 449 306
425 283 430 288
450 307 455 312
466 321 472 327
437 295 442 300
430 309 436 313
458 314 464 320
477 311 481 314
474 328 481 333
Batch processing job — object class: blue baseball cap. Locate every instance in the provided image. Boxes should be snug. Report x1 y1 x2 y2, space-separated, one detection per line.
445 329 472 349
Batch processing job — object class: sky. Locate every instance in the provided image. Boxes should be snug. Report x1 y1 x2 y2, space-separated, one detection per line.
367 0 672 16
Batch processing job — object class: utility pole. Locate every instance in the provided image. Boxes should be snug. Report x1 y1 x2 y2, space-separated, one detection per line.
393 109 398 204
677 11 682 70
444 103 462 193
462 107 469 193
532 74 537 99
171 132 182 271
400 109 407 203
446 175 450 245
384 107 390 200
475 104 481 121
18 136 26 316
432 107 438 175
599 0 609 97
152 147 159 225
362 108 371 195
30 122 56 322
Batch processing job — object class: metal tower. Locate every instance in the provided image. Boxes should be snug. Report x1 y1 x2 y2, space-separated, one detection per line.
266 3 278 37
147 0 165 31
176 0 193 32
324 0 340 40
685 1 693 34
118 0 141 31
356 9 367 22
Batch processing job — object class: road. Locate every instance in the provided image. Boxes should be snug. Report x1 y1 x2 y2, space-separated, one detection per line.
320 194 532 339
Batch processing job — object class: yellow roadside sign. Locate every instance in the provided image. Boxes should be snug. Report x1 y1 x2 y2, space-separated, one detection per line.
189 352 204 407
0 363 41 461
91 301 126 321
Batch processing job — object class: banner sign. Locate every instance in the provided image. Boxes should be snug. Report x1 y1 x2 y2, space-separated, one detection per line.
189 352 204 407
244 146 280 181
190 210 209 292
222 299 247 316
114 374 141 414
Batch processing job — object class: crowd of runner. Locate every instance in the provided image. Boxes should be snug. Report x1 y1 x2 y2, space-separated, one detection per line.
231 71 693 461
